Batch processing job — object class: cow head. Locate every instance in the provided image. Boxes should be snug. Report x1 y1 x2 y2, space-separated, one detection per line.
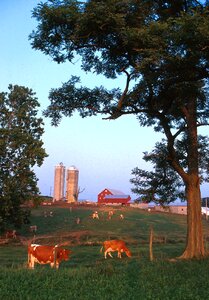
57 248 72 261
125 248 132 257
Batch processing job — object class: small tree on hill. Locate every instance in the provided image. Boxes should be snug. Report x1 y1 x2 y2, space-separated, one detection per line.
0 85 48 231
30 1 209 258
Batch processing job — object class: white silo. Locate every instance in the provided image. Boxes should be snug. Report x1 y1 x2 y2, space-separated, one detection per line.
66 166 79 203
53 163 65 202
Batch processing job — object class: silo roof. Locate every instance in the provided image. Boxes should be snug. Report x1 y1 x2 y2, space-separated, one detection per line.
68 165 78 171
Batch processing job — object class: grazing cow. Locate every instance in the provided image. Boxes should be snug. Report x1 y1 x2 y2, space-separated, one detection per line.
28 244 71 269
108 210 114 220
75 217 80 224
43 211 54 217
5 230 17 239
29 225 37 233
119 214 124 220
100 240 132 259
92 212 99 219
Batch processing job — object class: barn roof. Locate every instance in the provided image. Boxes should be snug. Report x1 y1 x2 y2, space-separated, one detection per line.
105 195 130 199
107 188 125 195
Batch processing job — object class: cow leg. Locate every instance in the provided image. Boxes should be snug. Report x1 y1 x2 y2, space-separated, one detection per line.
105 247 114 259
107 251 113 258
31 257 35 269
28 255 35 269
28 254 32 269
50 262 59 269
104 250 113 259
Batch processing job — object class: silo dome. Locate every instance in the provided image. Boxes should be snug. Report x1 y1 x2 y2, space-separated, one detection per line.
68 165 78 171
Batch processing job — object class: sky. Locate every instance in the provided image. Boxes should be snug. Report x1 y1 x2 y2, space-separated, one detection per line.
0 0 208 202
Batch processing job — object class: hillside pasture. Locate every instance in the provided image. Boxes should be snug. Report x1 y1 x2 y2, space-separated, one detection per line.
17 205 191 246
1 205 209 299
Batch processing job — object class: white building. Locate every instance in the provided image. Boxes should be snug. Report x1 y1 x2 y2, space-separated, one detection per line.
53 163 65 202
66 166 79 203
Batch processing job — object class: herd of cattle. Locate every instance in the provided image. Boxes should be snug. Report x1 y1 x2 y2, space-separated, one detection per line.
92 210 124 220
28 239 132 269
3 209 131 269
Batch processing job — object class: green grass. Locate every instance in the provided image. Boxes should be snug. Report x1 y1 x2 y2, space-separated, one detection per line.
19 206 191 243
1 257 209 300
1 205 209 299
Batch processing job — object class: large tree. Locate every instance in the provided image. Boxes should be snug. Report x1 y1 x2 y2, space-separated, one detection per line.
130 135 209 205
0 85 48 231
30 0 209 258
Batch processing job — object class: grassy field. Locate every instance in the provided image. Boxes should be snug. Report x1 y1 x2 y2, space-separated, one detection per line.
1 205 209 299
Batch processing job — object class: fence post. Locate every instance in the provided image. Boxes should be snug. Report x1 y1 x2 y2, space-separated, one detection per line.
149 225 154 261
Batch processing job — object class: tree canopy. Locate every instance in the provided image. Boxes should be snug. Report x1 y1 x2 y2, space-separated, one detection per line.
0 85 48 231
30 1 209 124
30 0 209 258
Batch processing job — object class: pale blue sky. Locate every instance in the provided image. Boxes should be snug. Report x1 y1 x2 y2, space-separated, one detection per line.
0 1 208 201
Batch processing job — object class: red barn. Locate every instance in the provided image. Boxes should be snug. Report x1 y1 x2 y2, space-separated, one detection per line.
98 188 131 205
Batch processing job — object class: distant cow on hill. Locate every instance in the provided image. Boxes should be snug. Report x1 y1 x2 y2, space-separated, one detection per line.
28 244 71 269
100 240 132 259
5 230 17 239
108 210 114 220
119 214 124 220
29 225 37 233
75 217 80 224
92 212 99 219
43 211 54 217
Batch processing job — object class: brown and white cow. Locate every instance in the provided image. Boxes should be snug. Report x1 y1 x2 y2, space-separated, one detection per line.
28 244 71 269
5 230 17 239
29 225 37 233
100 240 132 259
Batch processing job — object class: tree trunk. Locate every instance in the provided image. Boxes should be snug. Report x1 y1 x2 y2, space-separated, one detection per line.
165 97 206 259
180 177 205 259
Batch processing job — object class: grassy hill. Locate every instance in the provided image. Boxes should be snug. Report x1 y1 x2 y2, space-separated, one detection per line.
18 204 209 248
1 205 209 299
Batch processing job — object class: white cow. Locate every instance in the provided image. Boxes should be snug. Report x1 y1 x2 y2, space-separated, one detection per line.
30 225 37 233
120 214 124 220
92 212 99 219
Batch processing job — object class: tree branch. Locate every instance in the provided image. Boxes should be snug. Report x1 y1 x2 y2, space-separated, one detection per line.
157 112 189 182
102 68 131 120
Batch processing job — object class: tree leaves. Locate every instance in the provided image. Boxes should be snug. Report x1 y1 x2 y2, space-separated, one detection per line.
0 85 48 231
